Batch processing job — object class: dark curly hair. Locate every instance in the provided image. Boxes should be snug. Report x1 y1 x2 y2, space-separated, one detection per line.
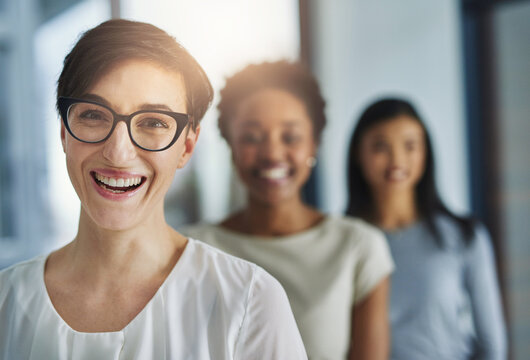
57 19 213 129
346 97 475 246
217 60 326 143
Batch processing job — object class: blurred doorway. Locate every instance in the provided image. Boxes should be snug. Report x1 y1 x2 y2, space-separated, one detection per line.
463 1 530 358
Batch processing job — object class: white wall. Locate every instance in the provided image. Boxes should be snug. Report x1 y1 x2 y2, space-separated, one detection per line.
311 0 470 215
35 0 111 249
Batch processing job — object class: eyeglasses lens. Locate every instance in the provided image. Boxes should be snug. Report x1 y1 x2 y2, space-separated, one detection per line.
67 102 179 151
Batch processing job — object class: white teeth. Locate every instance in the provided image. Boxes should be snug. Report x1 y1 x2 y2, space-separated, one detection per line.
260 167 288 180
108 188 125 194
94 173 142 189
387 169 407 181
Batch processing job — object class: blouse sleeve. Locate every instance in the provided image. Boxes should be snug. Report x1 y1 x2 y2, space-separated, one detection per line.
353 227 394 304
234 267 307 360
464 224 507 359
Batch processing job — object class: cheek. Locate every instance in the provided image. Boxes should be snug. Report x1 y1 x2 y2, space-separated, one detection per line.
231 144 257 168
150 145 182 181
292 146 311 164
411 152 427 178
158 152 180 173
64 141 88 170
360 152 387 178
293 137 317 161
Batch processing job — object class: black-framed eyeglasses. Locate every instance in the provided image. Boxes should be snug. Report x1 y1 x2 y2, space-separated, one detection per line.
58 97 192 152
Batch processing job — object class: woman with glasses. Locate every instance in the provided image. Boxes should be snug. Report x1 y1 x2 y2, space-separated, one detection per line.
0 20 306 359
183 61 394 360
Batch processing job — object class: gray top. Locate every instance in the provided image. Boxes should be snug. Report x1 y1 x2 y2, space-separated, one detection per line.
385 215 506 360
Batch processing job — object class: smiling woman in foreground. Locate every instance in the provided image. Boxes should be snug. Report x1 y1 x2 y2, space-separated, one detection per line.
0 19 306 359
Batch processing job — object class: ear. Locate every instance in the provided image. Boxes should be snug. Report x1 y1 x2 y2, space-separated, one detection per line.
177 125 201 169
60 121 67 153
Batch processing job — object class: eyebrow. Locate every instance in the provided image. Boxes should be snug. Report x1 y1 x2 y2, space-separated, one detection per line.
282 120 304 128
81 94 176 113
239 119 306 128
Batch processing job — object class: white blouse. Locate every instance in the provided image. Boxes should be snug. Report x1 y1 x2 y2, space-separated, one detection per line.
0 238 307 360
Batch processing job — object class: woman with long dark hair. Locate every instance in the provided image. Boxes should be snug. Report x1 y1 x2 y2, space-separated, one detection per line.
346 97 506 359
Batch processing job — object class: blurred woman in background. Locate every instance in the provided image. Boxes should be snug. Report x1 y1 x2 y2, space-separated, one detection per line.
184 61 394 360
346 97 506 359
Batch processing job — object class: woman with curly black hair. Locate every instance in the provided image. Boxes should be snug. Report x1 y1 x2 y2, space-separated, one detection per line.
184 61 394 360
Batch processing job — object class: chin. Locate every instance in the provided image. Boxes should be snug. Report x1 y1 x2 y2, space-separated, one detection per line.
250 190 297 207
382 181 414 192
86 208 141 232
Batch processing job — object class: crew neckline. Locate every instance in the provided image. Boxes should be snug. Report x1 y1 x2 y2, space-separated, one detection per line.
209 215 334 243
383 219 424 238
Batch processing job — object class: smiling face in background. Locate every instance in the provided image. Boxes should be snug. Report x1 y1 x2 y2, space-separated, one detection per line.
61 59 198 231
227 88 316 207
358 115 426 197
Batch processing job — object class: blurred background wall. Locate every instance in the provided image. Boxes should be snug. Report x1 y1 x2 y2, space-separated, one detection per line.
0 0 528 358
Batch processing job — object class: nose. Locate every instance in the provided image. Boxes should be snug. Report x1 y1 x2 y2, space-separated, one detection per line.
389 146 405 167
258 134 284 162
102 121 137 164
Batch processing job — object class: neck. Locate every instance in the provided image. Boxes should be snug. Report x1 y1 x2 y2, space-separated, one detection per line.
371 189 419 230
61 208 186 283
224 196 323 236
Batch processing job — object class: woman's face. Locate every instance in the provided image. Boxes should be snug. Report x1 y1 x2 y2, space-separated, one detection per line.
227 88 316 206
358 115 426 196
61 59 198 231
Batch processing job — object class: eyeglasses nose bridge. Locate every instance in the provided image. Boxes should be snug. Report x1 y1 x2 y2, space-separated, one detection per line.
99 112 133 144
109 112 134 135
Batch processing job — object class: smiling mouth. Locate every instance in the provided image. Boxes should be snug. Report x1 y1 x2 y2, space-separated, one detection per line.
92 172 145 194
255 166 291 181
386 168 408 181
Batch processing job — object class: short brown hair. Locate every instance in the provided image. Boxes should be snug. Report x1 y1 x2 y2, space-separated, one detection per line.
57 19 213 129
217 60 326 143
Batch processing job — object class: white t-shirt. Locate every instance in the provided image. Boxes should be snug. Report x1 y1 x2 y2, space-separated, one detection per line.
182 216 394 360
0 238 307 360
